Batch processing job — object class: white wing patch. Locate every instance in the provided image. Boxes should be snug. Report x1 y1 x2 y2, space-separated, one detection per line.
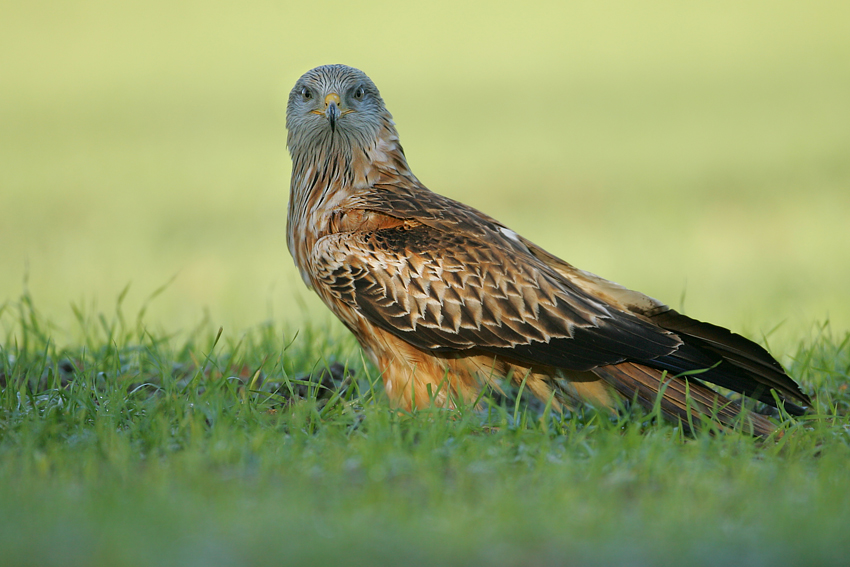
499 227 520 242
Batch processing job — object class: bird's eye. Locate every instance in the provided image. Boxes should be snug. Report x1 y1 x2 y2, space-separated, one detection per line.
300 87 312 101
353 86 365 100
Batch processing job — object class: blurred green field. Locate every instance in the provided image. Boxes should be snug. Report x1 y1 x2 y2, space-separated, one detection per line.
1 298 848 567
2 0 849 353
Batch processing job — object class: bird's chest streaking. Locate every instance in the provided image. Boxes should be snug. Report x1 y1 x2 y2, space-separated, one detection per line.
286 121 412 282
285 166 351 290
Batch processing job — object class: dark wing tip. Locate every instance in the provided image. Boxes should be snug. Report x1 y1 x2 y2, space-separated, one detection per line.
651 309 812 410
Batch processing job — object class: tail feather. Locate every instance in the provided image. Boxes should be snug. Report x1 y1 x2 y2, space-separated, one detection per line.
593 362 777 437
652 309 812 408
649 309 810 414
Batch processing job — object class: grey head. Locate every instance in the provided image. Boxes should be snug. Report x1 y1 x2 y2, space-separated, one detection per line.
286 64 392 156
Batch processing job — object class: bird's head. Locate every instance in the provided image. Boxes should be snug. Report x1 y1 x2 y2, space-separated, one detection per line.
286 64 391 156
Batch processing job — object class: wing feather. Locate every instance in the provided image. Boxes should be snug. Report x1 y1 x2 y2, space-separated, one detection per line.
312 220 681 371
649 310 811 411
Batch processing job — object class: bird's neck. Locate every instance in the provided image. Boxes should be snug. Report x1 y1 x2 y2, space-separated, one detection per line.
286 120 418 284
290 120 414 192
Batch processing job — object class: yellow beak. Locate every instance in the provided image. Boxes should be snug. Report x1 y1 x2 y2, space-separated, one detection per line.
311 92 342 131
323 93 341 107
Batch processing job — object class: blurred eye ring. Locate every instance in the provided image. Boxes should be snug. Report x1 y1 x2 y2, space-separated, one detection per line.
300 87 312 101
353 86 365 100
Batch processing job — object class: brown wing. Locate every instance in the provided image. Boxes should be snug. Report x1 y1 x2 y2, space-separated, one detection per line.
311 212 682 372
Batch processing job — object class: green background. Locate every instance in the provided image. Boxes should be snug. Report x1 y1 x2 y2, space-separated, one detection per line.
2 0 849 351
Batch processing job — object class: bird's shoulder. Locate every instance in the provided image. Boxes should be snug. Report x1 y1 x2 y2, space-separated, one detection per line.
343 182 509 242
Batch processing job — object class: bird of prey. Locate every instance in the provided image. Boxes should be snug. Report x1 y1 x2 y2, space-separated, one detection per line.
285 64 810 436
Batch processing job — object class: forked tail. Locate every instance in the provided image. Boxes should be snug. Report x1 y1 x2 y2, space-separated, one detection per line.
593 362 778 437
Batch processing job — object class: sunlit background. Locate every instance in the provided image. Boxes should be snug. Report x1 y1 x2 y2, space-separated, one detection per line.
2 0 849 353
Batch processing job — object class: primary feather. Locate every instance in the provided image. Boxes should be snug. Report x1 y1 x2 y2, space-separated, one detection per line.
285 64 810 436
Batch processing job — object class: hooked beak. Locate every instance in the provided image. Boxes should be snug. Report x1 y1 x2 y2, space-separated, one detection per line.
323 92 341 132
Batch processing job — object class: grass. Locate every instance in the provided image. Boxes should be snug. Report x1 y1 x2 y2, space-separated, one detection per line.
1 295 849 566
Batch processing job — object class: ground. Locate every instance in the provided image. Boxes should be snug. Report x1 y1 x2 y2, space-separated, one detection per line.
1 298 848 566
